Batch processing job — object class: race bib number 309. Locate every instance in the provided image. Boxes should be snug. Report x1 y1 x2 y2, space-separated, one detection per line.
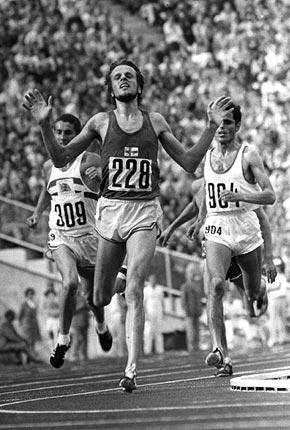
108 157 152 191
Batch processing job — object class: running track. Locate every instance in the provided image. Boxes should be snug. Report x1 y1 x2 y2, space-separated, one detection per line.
0 347 290 430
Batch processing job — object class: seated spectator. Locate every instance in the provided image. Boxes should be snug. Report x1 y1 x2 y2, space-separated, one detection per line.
0 309 40 365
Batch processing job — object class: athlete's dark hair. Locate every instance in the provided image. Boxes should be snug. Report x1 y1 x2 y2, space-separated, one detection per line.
225 102 242 125
54 114 82 134
105 59 144 106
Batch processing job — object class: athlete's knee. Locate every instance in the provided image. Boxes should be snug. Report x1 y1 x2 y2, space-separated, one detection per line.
209 276 225 298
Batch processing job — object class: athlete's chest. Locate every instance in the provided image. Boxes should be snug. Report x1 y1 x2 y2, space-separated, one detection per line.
113 110 144 134
210 151 238 173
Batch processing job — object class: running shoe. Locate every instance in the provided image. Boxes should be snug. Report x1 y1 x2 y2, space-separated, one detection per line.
50 343 70 368
97 327 113 352
205 348 224 368
205 348 233 377
119 375 137 392
215 360 233 377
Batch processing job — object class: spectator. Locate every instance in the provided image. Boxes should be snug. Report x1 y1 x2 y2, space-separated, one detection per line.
181 261 204 352
143 274 164 355
18 287 41 356
0 309 40 365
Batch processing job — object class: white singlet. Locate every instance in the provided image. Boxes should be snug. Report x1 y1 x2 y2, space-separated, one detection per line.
204 143 260 215
47 153 98 237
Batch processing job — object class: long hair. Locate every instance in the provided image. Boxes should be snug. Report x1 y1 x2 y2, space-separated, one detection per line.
105 59 145 106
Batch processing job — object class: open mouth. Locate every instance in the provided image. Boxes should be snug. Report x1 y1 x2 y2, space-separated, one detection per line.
120 83 129 89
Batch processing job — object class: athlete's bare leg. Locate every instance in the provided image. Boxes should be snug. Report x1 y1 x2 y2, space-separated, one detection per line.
79 267 104 324
93 238 126 308
52 246 79 336
124 228 157 377
205 241 232 356
235 246 262 300
236 246 263 316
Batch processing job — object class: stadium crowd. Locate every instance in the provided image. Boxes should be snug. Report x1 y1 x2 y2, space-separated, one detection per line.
1 0 290 259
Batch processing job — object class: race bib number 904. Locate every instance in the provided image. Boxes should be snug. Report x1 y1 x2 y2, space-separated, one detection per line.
108 157 152 192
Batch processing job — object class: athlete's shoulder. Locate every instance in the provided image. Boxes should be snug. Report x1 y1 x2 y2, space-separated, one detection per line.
148 112 170 135
87 112 109 130
242 143 261 163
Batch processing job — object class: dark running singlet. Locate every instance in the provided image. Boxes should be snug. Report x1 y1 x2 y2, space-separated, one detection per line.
100 110 160 200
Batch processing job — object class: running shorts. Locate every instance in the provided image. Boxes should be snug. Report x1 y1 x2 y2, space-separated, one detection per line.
95 197 163 243
204 211 263 256
46 229 98 268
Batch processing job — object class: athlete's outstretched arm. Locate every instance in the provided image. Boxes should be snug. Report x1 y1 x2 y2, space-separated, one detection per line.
23 90 99 167
156 97 233 173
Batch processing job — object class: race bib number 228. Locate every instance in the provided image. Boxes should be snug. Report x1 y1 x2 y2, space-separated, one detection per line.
108 157 152 191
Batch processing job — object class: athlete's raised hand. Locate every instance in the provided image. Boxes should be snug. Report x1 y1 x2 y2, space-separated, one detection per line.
207 96 233 127
23 89 52 124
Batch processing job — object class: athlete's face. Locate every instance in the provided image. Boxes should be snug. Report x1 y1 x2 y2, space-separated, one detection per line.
54 121 77 146
216 112 240 145
110 65 139 103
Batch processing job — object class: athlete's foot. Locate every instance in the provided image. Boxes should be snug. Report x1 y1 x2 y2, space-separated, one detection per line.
96 326 113 352
205 348 233 377
119 374 137 392
215 358 233 377
50 343 70 368
205 348 224 369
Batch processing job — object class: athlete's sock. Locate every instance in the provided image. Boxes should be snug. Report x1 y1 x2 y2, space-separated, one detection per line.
57 333 70 346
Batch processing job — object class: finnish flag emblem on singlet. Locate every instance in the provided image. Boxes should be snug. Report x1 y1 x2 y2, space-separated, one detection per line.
124 147 139 157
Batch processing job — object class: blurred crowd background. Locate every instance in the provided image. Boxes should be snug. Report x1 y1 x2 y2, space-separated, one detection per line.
1 0 290 257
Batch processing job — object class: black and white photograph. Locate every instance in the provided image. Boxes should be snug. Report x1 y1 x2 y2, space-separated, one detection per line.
0 0 290 428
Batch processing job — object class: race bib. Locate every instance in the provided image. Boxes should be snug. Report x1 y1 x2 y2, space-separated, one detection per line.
108 156 152 192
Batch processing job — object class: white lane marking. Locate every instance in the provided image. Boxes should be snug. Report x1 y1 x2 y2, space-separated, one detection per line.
0 366 290 402
0 353 289 395
1 365 290 410
0 363 206 390
1 350 289 391
1 401 290 415
0 368 213 396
